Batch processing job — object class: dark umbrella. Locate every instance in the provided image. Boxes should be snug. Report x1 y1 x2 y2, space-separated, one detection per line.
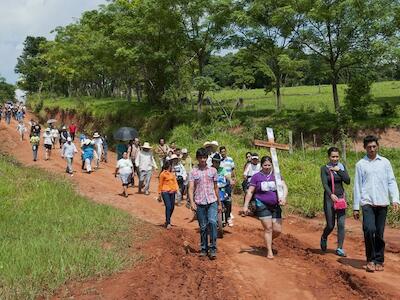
113 127 138 141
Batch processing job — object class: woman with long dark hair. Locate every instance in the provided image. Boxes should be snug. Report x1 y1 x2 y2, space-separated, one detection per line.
320 147 350 257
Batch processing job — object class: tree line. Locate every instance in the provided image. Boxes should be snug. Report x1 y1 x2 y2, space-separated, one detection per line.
15 0 400 113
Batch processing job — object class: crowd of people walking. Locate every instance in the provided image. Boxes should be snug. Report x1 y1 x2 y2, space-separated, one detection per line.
2 100 399 270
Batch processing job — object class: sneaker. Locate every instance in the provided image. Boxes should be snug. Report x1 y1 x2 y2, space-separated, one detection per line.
144 191 150 195
199 251 208 257
209 251 217 260
227 218 234 227
335 248 347 257
320 237 327 252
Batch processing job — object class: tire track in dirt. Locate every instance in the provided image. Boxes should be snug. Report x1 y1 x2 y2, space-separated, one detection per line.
1 116 400 299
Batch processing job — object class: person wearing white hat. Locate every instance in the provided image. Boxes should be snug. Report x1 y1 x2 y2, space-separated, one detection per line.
81 139 95 174
135 142 158 195
171 154 187 206
62 136 78 176
92 132 103 169
43 128 54 160
206 140 219 167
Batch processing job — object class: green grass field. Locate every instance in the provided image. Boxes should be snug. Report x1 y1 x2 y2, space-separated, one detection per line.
0 154 147 299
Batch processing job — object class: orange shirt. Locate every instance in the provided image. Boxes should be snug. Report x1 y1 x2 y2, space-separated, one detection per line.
158 170 178 193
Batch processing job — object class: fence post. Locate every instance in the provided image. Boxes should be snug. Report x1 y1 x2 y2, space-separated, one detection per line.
288 130 293 155
301 132 305 157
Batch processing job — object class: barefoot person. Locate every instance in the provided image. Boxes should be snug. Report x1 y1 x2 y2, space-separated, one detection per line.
188 148 222 260
320 147 350 257
353 135 399 272
158 160 178 229
115 151 133 197
242 156 288 259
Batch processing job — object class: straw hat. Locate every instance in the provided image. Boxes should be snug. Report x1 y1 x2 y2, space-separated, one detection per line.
141 142 152 149
210 140 219 146
45 128 51 132
93 132 100 138
181 148 188 154
170 154 179 160
203 141 212 147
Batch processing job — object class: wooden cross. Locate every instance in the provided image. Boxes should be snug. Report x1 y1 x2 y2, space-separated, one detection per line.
253 127 286 199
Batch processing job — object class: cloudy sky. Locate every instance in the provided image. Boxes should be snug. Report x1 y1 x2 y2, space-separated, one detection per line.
0 0 106 84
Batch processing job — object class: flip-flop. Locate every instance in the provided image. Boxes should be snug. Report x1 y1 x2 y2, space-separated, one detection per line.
366 262 375 273
375 264 384 272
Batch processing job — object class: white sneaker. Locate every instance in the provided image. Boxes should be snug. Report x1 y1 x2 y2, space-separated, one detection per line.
227 218 234 227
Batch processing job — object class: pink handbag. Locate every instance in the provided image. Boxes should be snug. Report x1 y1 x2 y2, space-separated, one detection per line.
330 171 347 210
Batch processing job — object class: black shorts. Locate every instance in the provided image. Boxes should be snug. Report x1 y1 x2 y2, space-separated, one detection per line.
44 144 52 150
255 199 282 220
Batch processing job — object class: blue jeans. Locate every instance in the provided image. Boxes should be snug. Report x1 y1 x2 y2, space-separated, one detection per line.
161 192 176 225
196 202 218 253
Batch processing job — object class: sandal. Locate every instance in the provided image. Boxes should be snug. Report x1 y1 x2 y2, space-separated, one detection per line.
366 262 375 273
375 264 384 272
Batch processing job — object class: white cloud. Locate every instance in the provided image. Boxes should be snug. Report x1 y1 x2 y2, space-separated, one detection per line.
0 0 106 84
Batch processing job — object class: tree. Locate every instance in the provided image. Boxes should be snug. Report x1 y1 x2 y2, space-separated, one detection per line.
177 0 233 112
15 36 48 94
292 0 398 113
0 76 15 102
234 0 305 112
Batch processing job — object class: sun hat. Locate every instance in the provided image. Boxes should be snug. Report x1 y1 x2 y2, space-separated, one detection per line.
251 153 259 160
141 142 152 149
93 132 100 138
210 140 219 146
67 137 72 142
45 128 51 132
170 154 179 160
84 138 92 145
181 148 188 154
62 126 67 130
203 141 212 147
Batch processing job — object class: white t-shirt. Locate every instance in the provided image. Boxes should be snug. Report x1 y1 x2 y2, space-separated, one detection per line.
117 158 133 175
43 132 53 145
51 128 59 138
244 163 261 180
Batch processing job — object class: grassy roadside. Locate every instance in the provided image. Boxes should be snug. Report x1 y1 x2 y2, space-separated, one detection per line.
0 154 148 299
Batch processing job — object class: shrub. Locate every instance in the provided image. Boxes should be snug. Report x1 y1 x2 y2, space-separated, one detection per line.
345 74 374 119
381 101 397 117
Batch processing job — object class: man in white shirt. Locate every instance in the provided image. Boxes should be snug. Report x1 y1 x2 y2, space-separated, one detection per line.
62 137 78 176
353 135 399 272
135 142 158 195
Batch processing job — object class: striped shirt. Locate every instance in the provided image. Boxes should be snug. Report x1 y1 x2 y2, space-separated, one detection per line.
221 156 235 176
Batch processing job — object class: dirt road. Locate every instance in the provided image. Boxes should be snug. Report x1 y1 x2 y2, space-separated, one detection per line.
1 117 400 300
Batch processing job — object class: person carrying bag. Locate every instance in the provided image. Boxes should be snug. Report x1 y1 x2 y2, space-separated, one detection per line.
320 147 350 257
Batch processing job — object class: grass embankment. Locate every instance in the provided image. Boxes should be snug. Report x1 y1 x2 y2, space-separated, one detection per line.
0 154 146 299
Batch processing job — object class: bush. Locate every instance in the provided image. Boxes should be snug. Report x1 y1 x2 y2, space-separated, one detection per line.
345 74 374 119
381 101 397 117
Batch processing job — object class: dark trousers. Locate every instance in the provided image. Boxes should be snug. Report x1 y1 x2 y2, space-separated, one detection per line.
161 192 176 225
223 199 232 222
322 197 346 248
362 205 388 264
32 145 38 161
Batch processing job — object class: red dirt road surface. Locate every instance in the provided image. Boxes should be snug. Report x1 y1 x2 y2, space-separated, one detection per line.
1 116 400 300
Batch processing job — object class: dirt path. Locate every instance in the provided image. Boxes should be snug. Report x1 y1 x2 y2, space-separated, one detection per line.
1 116 400 300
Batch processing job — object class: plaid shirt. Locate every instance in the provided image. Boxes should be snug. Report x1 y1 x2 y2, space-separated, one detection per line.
189 166 218 205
